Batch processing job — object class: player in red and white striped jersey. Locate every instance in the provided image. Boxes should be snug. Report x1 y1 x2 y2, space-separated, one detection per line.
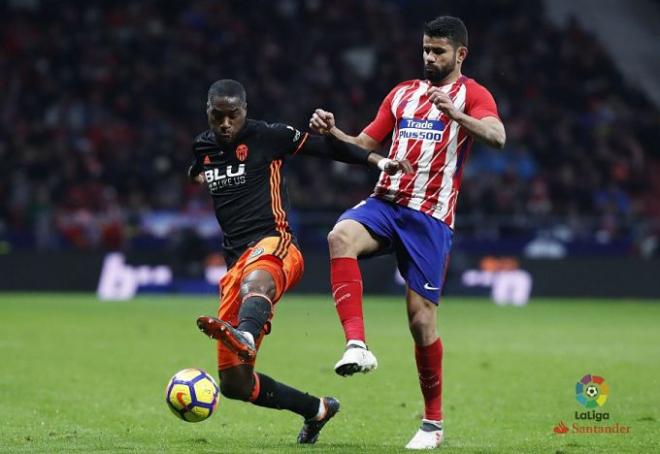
309 16 505 449
365 74 501 228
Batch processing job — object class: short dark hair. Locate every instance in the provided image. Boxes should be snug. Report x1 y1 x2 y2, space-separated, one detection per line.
424 16 468 48
207 79 246 103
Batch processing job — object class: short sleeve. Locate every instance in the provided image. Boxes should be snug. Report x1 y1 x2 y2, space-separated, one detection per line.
361 84 403 143
465 81 500 120
264 123 309 158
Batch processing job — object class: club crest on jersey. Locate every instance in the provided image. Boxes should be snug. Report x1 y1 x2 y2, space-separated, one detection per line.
398 118 445 141
236 144 249 161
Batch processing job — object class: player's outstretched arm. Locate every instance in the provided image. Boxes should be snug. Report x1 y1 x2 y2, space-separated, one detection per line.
307 108 409 175
309 109 380 151
299 134 411 176
369 153 413 175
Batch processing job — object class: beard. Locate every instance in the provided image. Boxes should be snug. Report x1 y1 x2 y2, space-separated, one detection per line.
424 61 455 84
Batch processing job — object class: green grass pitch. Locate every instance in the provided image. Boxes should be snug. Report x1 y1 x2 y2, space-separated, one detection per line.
1 293 658 453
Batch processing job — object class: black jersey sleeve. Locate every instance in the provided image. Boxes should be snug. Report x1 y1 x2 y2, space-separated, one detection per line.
263 122 371 165
263 123 309 158
296 134 371 164
187 142 204 181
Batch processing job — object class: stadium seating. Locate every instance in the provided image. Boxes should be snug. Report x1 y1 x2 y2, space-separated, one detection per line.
1 0 658 252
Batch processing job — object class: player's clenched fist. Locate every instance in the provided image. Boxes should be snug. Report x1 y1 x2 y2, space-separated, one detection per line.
427 87 459 120
381 159 414 176
188 165 205 184
309 109 336 134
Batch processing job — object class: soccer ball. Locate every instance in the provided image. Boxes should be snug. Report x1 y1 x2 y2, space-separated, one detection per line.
165 368 219 422
585 385 599 398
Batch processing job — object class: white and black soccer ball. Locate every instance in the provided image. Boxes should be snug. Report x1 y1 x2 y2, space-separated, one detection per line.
585 385 599 398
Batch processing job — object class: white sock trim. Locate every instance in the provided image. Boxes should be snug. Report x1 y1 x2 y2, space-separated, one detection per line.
346 339 367 349
422 419 443 430
241 292 273 306
314 398 326 420
241 331 255 345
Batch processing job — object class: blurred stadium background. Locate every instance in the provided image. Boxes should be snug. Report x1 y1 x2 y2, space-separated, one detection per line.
1 0 659 299
2 1 660 452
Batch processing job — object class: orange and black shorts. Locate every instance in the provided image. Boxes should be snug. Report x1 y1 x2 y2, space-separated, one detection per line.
216 236 304 370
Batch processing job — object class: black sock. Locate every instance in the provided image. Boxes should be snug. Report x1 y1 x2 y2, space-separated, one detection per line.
251 372 320 420
238 296 272 339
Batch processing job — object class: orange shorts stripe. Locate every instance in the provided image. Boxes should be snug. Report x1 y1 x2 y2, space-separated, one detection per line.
216 236 304 371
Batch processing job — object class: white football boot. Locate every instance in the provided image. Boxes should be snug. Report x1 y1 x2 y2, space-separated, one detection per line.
405 420 444 450
333 340 378 376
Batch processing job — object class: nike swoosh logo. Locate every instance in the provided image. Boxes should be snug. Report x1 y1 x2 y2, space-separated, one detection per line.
176 392 187 407
334 294 351 306
332 284 349 298
424 283 440 291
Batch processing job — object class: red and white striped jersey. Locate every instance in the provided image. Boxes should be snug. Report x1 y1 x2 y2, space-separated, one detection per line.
362 76 499 229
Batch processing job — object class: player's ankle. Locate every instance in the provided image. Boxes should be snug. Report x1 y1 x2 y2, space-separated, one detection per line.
237 295 272 340
421 419 442 430
346 339 367 349
312 398 327 421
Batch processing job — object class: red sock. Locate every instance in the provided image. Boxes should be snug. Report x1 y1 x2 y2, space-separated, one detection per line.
415 338 443 421
330 257 365 342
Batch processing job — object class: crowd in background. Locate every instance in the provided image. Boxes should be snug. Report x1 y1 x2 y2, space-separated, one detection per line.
2 0 659 254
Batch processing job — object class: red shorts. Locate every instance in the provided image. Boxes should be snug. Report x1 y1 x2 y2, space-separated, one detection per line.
216 236 304 370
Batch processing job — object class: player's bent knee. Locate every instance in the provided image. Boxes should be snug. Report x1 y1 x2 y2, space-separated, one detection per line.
240 269 276 301
327 226 355 255
327 228 348 247
218 366 254 401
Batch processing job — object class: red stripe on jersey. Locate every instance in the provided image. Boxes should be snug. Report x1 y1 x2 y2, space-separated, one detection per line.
393 96 436 205
395 79 465 207
443 136 472 227
419 134 469 218
371 76 496 229
413 79 467 213
374 81 422 198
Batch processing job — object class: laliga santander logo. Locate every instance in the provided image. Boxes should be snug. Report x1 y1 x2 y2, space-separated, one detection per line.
554 373 629 434
576 374 608 408
553 421 569 434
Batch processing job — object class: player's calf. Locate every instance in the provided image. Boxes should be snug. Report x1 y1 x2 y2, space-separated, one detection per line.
237 292 273 340
218 375 253 401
